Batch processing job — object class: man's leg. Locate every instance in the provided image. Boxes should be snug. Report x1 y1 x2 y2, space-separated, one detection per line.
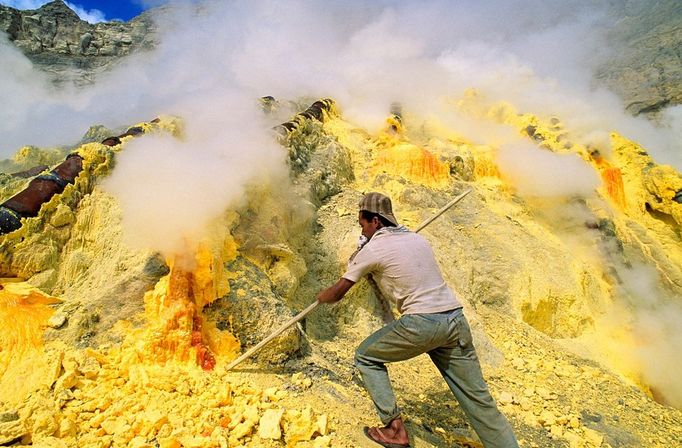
428 313 518 448
355 314 435 425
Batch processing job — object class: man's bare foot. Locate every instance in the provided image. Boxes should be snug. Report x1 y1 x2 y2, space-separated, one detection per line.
363 417 410 447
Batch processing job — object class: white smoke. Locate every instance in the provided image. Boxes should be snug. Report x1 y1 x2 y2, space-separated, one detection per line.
101 105 287 257
633 301 682 408
1 0 678 258
0 42 43 125
602 263 682 408
496 142 600 197
64 1 106 23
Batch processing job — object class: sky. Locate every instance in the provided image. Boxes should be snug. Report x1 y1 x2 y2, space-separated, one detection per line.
0 0 161 22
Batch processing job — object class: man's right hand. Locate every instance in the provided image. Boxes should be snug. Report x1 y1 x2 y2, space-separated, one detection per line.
317 278 355 304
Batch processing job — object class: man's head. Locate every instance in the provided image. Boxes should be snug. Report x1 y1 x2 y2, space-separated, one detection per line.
358 192 397 239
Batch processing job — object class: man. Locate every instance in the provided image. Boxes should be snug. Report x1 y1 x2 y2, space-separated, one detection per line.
317 192 518 448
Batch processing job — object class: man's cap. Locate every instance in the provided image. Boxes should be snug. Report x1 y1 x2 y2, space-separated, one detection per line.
358 192 398 226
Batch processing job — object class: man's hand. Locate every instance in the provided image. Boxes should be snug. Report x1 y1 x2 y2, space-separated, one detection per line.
317 278 355 304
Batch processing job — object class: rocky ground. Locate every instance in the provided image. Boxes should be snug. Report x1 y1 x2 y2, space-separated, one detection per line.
4 303 679 447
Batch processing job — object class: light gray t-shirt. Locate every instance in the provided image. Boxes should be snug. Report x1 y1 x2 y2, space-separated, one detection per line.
343 227 462 314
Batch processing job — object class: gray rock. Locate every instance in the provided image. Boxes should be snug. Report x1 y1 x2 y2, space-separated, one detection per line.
0 411 19 423
0 0 157 87
78 124 116 145
0 411 25 445
204 257 302 363
48 312 67 329
595 0 682 117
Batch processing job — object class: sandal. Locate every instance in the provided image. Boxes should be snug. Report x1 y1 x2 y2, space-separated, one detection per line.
363 426 411 448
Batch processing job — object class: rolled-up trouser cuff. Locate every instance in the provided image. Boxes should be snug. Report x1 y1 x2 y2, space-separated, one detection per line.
354 356 403 424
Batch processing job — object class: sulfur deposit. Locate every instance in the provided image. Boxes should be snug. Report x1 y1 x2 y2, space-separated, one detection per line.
0 86 680 447
1 91 682 446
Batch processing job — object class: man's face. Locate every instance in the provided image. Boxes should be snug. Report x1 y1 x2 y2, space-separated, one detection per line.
358 212 381 240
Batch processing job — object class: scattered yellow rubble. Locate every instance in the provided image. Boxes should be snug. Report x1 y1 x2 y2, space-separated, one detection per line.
0 208 329 446
0 276 330 446
0 342 330 446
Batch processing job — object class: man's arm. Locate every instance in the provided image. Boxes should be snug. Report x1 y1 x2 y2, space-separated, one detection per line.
317 278 355 304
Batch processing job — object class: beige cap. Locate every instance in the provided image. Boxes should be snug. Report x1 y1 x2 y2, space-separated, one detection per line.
358 192 398 226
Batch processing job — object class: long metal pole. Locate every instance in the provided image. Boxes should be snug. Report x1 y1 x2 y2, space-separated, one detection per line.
225 189 472 371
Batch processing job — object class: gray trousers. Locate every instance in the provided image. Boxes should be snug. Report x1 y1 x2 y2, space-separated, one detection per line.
354 308 519 448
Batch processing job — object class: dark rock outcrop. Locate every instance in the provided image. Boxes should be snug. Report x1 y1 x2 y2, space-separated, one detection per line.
0 0 157 86
595 0 682 117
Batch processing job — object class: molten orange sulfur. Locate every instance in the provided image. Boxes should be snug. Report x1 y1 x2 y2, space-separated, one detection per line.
0 281 61 402
192 316 216 370
601 167 626 209
375 144 450 187
142 265 217 370
128 243 239 371
0 282 58 373
591 153 626 209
